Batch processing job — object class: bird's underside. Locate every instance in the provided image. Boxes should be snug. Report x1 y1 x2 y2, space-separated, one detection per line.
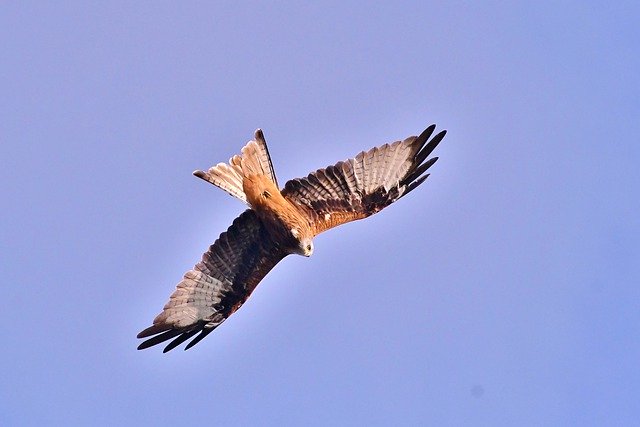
137 125 446 352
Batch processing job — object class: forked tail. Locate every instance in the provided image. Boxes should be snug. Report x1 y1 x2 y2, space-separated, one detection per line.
193 129 279 203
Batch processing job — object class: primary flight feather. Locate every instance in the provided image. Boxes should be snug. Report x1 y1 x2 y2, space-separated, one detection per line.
137 125 446 352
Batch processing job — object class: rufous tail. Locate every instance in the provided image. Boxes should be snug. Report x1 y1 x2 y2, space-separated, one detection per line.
193 129 279 203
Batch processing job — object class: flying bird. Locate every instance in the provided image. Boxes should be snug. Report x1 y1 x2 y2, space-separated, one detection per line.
137 125 446 352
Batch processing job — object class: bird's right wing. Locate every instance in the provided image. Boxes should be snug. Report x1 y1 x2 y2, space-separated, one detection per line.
282 125 446 236
137 209 288 352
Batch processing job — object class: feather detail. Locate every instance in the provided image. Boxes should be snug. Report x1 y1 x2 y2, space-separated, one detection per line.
193 129 278 203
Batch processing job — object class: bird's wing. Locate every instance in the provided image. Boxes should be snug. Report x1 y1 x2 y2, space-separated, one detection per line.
282 125 446 236
137 209 288 352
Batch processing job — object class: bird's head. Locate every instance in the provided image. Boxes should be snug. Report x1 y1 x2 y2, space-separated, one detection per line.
296 237 314 257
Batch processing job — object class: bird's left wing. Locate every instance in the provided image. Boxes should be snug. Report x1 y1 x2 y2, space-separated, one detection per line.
137 209 288 352
282 125 446 236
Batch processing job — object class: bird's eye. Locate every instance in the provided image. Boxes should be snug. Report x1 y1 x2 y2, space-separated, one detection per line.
306 245 312 251
262 190 271 198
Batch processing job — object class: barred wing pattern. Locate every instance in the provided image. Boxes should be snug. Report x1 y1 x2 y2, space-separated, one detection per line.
282 125 446 235
137 210 287 352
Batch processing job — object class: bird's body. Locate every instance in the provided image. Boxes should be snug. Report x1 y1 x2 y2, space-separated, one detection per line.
138 125 446 352
243 173 314 257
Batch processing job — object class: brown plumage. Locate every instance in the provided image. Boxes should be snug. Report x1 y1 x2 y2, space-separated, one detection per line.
138 125 446 352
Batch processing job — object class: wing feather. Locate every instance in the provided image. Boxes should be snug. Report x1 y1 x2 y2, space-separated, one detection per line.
137 210 287 352
282 125 446 235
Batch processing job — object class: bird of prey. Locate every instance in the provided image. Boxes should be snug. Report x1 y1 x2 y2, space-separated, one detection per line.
137 125 446 352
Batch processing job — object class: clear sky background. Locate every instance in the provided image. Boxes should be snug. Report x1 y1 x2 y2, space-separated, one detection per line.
2 2 639 425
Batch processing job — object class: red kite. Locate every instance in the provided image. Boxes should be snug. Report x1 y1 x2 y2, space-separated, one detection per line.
137 125 446 352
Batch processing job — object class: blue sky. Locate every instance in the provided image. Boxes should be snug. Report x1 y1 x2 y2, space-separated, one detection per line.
2 2 639 425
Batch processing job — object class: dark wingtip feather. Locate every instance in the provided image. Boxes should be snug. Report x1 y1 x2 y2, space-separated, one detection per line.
415 124 436 146
162 329 200 353
402 157 438 186
184 328 214 351
254 128 265 141
193 169 207 179
403 174 430 197
137 324 171 339
426 156 439 167
137 329 183 350
414 129 446 167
